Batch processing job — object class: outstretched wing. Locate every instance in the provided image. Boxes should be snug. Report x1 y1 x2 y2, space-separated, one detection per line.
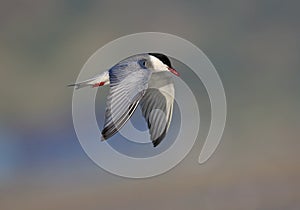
101 60 152 140
140 72 175 147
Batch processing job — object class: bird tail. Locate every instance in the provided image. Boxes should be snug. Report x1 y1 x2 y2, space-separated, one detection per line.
68 71 110 90
67 80 94 89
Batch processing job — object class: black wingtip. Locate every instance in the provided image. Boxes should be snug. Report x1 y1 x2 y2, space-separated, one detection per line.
152 140 160 147
152 135 165 147
67 84 76 87
101 135 106 141
152 127 167 147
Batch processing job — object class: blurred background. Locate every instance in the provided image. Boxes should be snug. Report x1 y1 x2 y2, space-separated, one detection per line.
1 0 300 209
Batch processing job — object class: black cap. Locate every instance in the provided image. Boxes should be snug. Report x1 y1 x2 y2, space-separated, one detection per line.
148 53 172 68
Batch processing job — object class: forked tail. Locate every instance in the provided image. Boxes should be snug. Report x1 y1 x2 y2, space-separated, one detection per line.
68 71 110 90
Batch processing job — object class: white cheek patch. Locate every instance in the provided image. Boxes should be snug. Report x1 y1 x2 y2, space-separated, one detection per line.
149 55 167 71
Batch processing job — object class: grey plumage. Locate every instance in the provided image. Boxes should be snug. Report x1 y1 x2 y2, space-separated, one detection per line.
139 72 174 146
101 55 152 141
70 53 178 147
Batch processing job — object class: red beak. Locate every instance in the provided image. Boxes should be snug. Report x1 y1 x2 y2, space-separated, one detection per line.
168 67 180 77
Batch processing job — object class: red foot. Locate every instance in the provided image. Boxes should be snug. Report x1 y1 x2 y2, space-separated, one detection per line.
93 82 105 87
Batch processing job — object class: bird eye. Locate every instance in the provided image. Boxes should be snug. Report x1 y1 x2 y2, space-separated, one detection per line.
139 59 147 68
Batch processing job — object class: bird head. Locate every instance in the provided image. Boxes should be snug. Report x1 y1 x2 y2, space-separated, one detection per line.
147 53 180 76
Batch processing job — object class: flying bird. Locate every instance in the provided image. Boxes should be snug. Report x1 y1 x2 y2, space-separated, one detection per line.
69 53 180 147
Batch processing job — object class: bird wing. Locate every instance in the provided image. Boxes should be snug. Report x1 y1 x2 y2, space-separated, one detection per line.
140 71 175 147
102 60 152 140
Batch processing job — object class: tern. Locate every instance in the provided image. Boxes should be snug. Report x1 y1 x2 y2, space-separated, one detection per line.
69 53 180 147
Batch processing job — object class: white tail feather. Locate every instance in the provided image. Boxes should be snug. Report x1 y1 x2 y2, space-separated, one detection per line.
68 71 110 90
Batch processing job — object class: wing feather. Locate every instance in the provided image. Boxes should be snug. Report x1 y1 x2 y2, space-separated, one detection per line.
101 59 151 140
140 72 175 147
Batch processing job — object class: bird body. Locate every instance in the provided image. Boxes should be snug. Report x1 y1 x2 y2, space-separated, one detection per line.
69 53 179 147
